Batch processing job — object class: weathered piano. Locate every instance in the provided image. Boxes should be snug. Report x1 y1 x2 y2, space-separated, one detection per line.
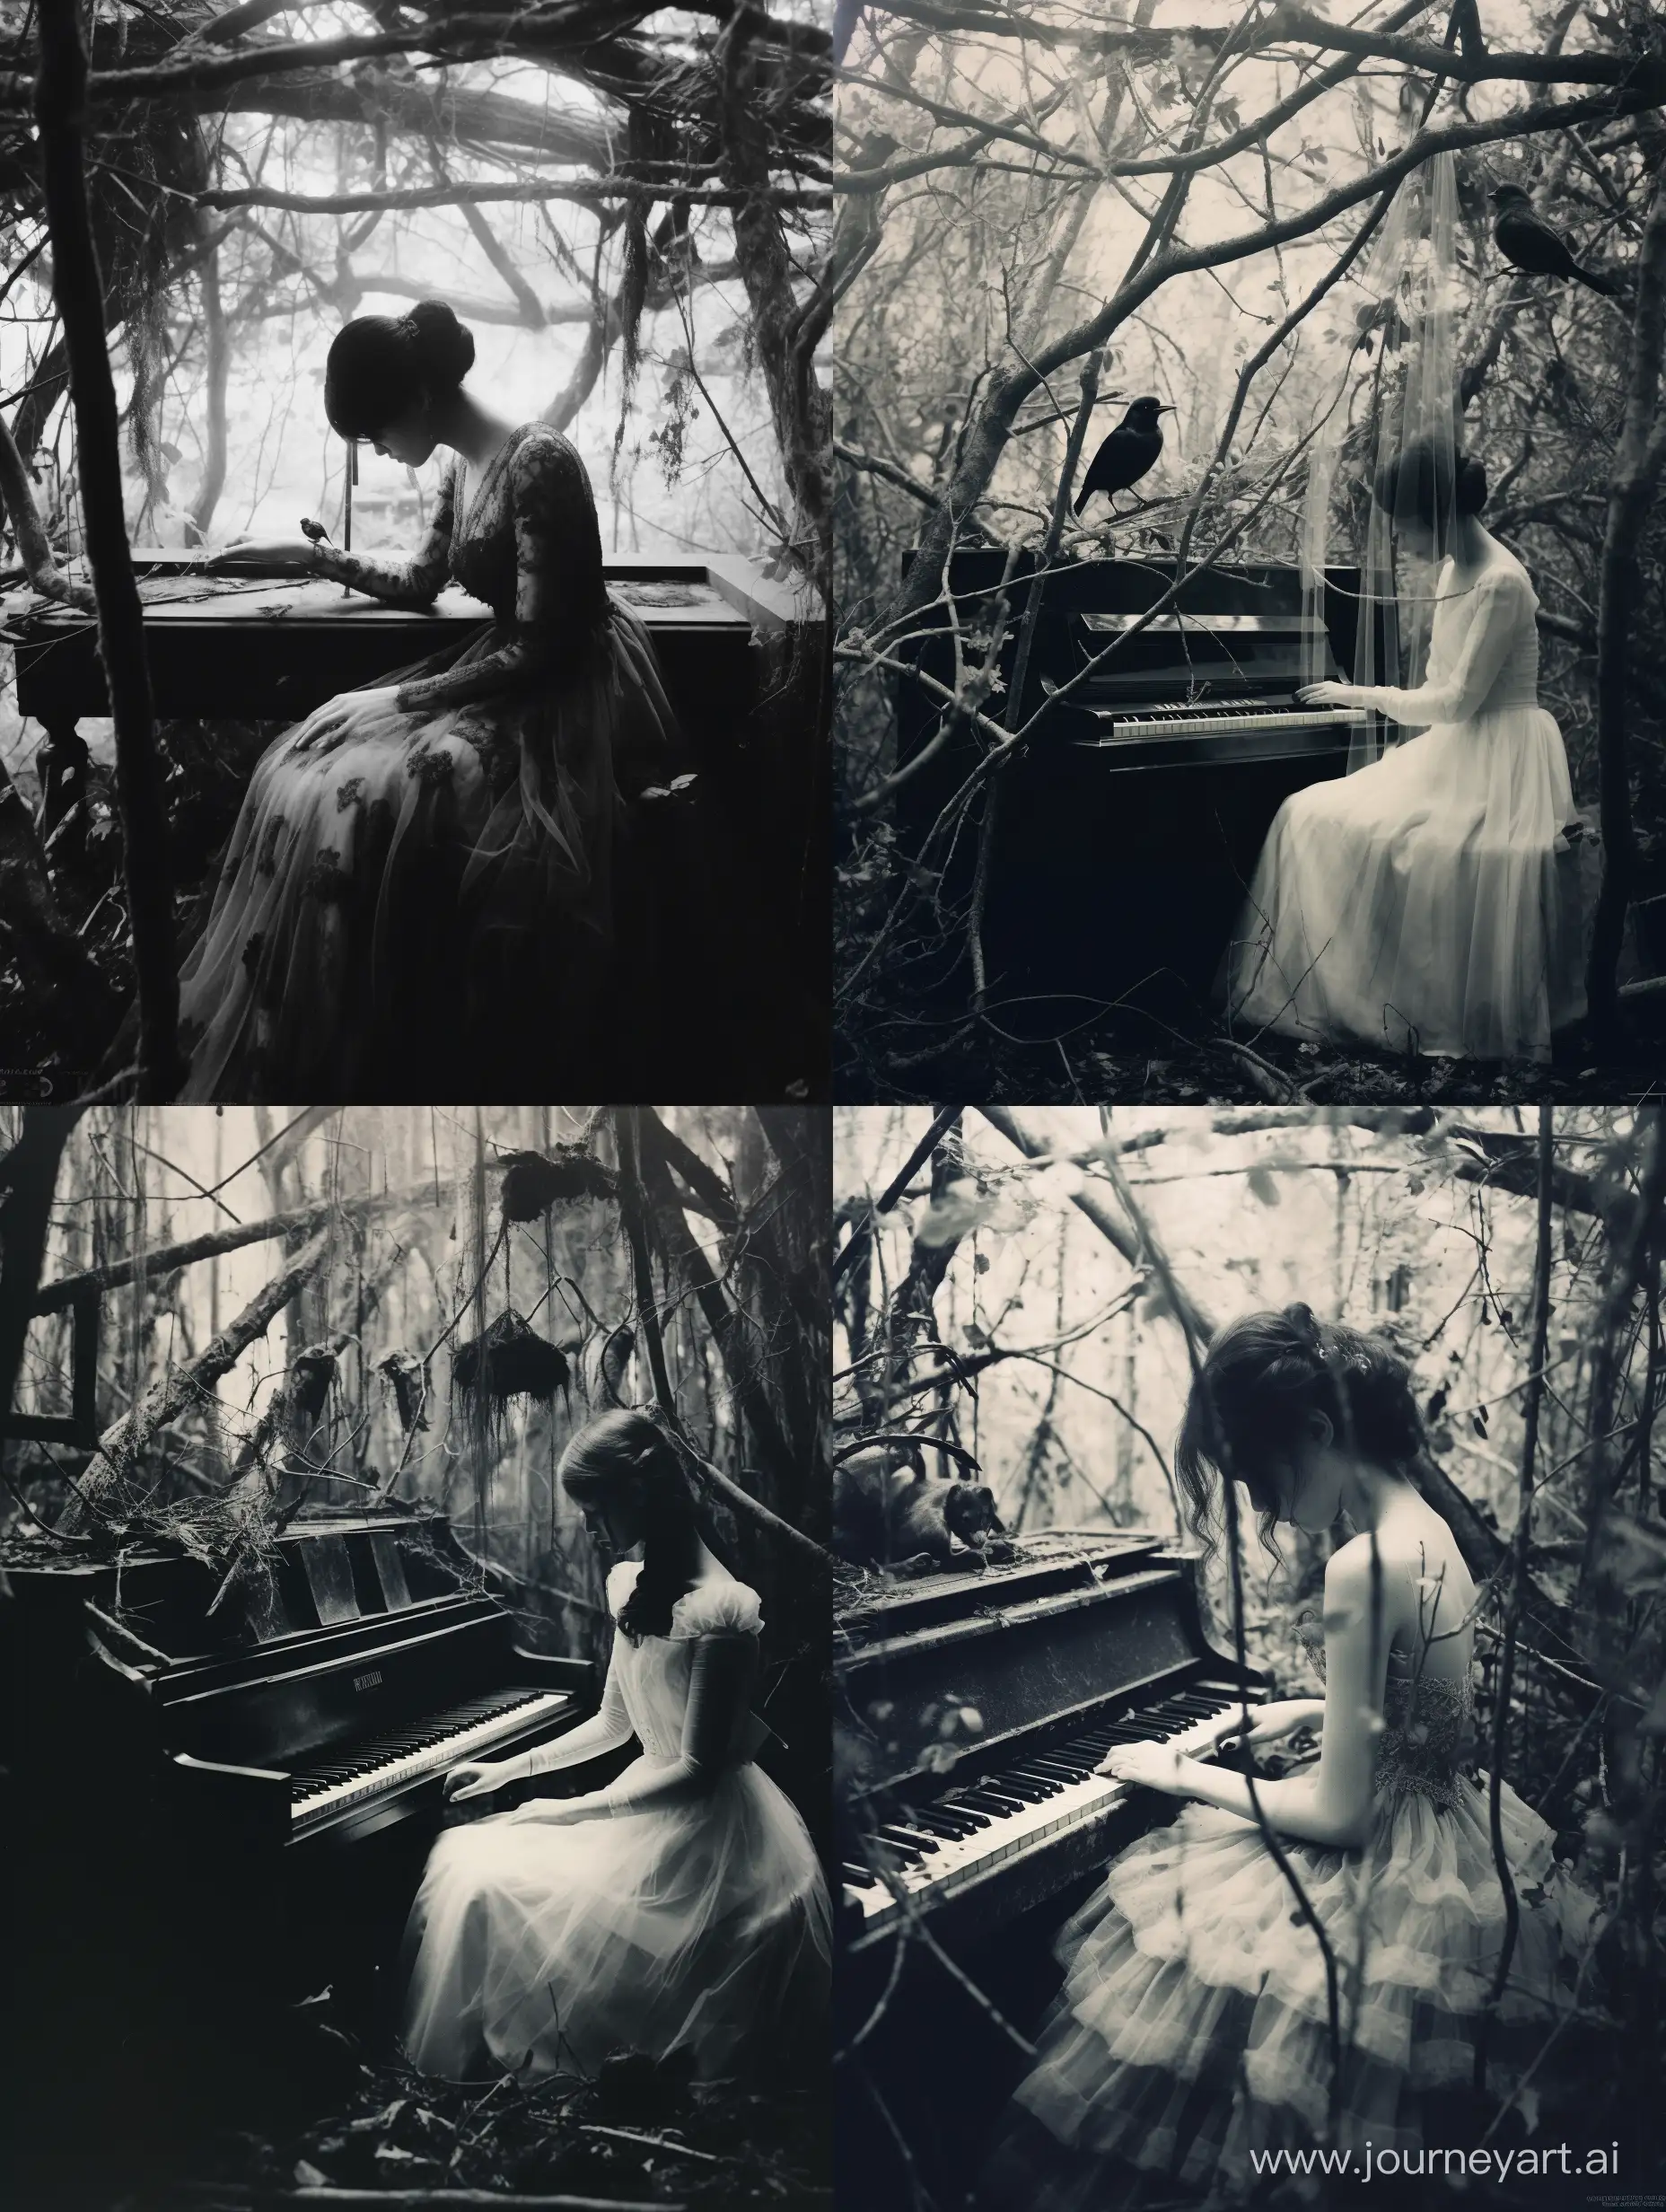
894 555 1382 1022
834 1532 1271 2209
0 1507 595 2172
3 550 828 1096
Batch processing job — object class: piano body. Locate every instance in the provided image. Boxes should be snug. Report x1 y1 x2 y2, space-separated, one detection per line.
834 1532 1271 2209
894 553 1381 1019
4 549 826 1093
0 1507 595 2163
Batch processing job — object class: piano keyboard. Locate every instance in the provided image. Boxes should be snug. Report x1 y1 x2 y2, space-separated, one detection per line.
289 1687 574 1832
842 1681 1259 1932
1089 702 1369 743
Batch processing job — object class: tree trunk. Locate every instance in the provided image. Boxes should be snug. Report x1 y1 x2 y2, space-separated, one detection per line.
189 232 229 537
0 1106 83 1456
35 0 181 1096
1587 176 1666 1039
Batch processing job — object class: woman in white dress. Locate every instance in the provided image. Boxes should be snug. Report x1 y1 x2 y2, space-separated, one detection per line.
1226 439 1587 1062
399 1410 831 2085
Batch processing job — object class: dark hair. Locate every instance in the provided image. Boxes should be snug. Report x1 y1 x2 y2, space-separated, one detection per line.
1175 1304 1424 1566
1372 434 1487 533
323 300 476 440
558 1409 706 1642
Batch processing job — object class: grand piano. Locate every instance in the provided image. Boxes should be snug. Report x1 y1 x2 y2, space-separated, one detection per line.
894 554 1382 1023
834 1532 1271 2209
0 1506 596 2168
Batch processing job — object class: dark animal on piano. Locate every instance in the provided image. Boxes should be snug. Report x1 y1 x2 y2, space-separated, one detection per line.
1231 437 1591 1065
1072 396 1172 515
967 1307 1596 2208
401 1409 831 2087
893 553 1375 1025
832 1442 1014 1571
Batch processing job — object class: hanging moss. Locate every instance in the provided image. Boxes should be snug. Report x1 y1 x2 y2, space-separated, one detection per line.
453 1310 572 1408
498 1146 618 1222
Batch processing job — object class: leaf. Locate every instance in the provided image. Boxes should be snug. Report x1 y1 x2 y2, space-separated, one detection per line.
294 2164 330 2188
915 1180 991 1247
974 1251 991 1274
1471 1409 1488 1437
1246 1166 1282 1207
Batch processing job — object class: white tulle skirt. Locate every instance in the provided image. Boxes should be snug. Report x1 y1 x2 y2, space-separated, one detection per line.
1226 705 1594 1063
988 1774 1594 2205
399 1757 831 2084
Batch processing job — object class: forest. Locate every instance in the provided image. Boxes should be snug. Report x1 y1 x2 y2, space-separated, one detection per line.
832 1103 1665 2206
832 0 1666 1104
0 0 832 1096
0 1102 831 2211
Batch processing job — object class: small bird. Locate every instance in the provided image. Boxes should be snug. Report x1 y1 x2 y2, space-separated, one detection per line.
1074 396 1172 516
1490 184 1621 298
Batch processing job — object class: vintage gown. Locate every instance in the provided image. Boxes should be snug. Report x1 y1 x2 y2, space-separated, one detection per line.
399 1566 831 2084
177 424 680 1100
1225 551 1589 1062
981 1633 1592 2204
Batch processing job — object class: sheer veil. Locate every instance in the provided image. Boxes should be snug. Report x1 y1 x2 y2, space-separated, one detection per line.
1300 152 1462 773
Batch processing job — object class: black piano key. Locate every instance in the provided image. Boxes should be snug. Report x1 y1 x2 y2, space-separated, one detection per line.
877 1824 938 1856
842 1864 879 1889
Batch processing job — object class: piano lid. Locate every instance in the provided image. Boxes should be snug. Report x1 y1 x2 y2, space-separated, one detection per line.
87 1509 472 1664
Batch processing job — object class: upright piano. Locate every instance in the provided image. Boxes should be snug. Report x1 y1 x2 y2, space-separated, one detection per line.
0 1507 595 2167
834 1532 1271 2209
894 554 1381 1022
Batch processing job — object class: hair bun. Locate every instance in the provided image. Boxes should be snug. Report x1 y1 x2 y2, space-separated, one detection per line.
1282 1302 1324 1355
402 299 475 390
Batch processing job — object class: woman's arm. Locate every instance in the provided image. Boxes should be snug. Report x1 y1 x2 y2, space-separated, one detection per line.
444 1637 634 1799
1319 571 1523 728
307 466 457 606
510 1633 758 1825
1109 1543 1390 1848
391 433 603 715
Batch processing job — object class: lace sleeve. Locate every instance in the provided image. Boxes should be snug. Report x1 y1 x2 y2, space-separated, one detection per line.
1359 568 1523 728
309 462 457 604
390 432 604 715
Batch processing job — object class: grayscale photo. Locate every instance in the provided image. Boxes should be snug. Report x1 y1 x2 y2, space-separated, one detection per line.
833 2 1666 1108
834 1103 1660 2210
0 0 831 1105
0 1104 832 2209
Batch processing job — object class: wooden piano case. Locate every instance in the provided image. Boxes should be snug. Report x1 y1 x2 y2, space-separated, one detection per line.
894 552 1380 1027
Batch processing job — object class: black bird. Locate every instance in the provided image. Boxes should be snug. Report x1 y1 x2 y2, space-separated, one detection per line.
1491 184 1621 298
1074 396 1172 515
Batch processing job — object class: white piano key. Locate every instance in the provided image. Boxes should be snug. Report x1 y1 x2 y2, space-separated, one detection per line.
850 1699 1255 1927
291 1689 574 1828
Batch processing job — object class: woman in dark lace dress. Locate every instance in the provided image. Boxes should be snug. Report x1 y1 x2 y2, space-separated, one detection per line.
978 1307 1595 2207
182 299 680 1099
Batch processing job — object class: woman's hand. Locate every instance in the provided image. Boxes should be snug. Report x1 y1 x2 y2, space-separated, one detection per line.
206 535 319 568
443 1759 509 1804
1094 1742 1197 1795
291 687 401 755
1214 1698 1326 1751
505 1795 594 1826
1296 680 1363 709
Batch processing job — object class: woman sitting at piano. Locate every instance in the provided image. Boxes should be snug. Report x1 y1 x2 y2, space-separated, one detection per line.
979 1306 1593 2204
1226 438 1588 1064
184 299 680 1100
399 1409 830 2086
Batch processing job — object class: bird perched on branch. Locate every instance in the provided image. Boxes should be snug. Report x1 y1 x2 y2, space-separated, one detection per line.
1490 184 1622 298
1074 396 1172 516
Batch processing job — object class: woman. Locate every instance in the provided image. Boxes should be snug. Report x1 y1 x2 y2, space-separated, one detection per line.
1226 440 1589 1063
400 1409 831 2085
979 1306 1593 2204
181 299 680 1099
